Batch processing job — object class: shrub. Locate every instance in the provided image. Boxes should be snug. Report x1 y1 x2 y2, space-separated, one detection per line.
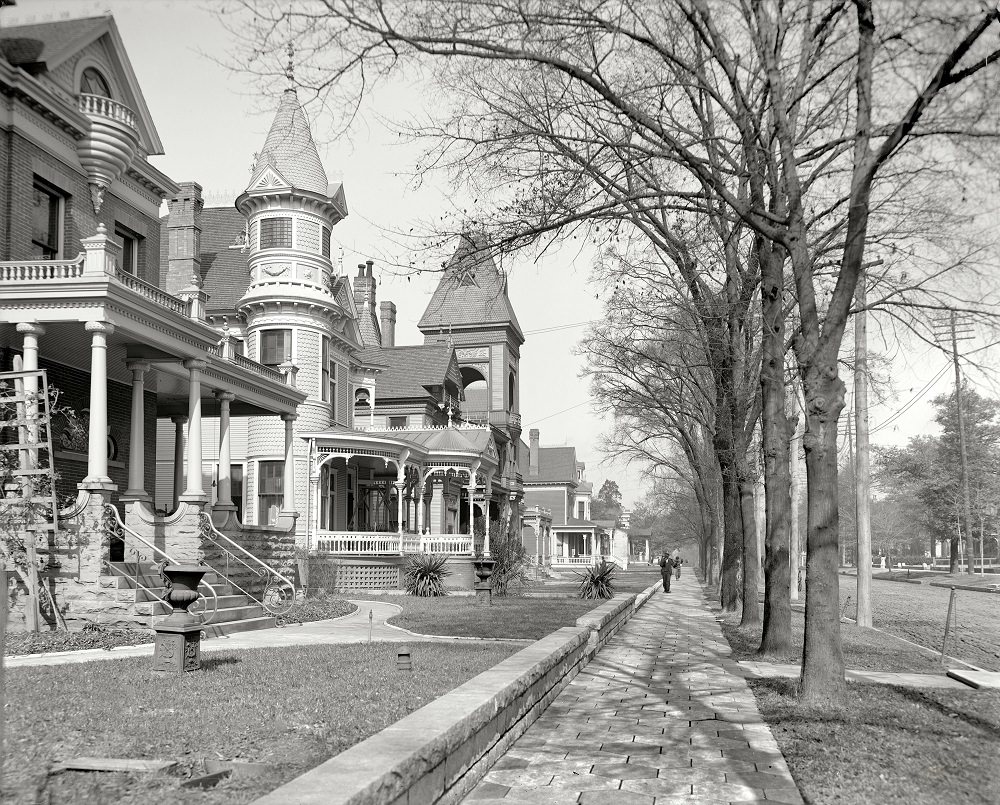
403 553 451 597
578 558 617 600
477 516 530 597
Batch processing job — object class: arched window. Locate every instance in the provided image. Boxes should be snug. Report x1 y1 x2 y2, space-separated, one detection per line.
461 366 488 415
354 388 371 408
80 67 112 97
507 370 516 412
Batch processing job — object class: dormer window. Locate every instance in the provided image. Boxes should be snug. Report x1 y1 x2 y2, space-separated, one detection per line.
80 67 111 98
354 388 371 408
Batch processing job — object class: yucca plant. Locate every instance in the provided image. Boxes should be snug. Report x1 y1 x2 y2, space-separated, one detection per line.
403 553 451 597
578 558 616 600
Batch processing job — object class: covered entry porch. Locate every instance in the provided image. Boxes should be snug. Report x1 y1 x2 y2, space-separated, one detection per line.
306 424 501 557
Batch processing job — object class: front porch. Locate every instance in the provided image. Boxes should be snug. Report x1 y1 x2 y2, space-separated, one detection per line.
0 230 306 630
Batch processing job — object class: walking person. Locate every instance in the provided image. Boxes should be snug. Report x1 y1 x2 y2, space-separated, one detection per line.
658 551 673 593
675 556 682 581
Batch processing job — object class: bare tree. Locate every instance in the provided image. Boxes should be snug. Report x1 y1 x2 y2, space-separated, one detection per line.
230 0 1000 703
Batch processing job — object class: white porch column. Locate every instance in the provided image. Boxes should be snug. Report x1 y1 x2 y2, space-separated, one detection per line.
215 391 235 507
416 479 426 534
123 360 150 499
17 323 44 471
467 460 480 540
483 479 493 558
83 322 114 485
281 413 297 513
171 414 186 508
181 359 207 500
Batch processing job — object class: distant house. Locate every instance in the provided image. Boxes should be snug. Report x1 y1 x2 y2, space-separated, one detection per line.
520 428 604 566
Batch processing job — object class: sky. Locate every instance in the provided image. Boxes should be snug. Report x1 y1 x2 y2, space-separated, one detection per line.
4 0 987 506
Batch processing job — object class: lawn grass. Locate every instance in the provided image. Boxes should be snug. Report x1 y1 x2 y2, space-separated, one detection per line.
750 678 1000 805
3 641 518 803
358 594 605 639
719 608 944 673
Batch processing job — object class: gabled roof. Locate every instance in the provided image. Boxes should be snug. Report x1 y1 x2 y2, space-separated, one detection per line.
522 445 580 486
247 88 329 196
358 344 462 400
417 234 524 342
160 206 250 313
0 15 164 154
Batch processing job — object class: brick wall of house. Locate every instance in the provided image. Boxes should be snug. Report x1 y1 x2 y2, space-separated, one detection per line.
523 487 570 523
2 132 161 281
34 358 157 502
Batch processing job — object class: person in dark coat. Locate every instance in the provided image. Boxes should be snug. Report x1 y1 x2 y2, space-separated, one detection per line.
659 552 673 592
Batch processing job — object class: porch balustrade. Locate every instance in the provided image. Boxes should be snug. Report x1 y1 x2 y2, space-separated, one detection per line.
314 531 475 556
551 555 597 565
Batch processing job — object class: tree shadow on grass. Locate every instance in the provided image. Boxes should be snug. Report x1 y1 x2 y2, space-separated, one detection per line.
201 655 242 670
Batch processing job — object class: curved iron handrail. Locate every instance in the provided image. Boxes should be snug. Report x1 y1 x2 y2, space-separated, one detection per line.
102 504 219 625
198 513 296 617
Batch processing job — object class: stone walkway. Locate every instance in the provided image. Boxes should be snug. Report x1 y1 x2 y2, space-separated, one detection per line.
4 600 439 668
463 573 804 805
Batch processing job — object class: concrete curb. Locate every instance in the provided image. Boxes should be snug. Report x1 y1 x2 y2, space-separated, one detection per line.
251 582 661 805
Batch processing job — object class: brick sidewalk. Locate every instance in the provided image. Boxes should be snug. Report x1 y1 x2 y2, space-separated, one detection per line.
463 573 804 804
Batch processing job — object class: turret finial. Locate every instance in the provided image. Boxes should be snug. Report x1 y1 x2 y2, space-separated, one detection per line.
285 42 295 88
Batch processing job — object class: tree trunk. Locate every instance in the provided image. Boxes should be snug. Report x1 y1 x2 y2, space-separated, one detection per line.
739 474 761 627
800 370 847 703
716 396 742 612
759 246 792 652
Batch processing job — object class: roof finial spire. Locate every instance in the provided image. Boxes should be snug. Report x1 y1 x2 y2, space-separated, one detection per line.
285 42 295 89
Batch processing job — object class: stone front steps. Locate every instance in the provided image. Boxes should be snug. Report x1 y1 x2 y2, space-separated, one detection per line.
102 562 277 637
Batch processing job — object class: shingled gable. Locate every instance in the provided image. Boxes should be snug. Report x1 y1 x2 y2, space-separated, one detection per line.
357 344 463 401
0 15 164 155
417 234 524 342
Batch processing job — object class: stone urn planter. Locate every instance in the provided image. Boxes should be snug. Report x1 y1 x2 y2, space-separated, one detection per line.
153 564 209 673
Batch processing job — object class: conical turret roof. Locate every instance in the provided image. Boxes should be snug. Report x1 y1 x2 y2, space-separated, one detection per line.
247 88 329 196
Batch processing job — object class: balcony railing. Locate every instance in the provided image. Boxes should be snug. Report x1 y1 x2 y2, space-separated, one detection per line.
462 409 522 429
315 531 474 556
0 256 85 281
231 353 286 384
551 555 598 566
113 267 186 315
78 93 137 129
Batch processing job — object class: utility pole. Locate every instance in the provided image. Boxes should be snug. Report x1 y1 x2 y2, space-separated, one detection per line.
854 270 873 627
933 311 975 574
846 411 854 569
950 312 975 575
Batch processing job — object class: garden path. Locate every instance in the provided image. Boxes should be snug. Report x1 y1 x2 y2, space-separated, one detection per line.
4 599 441 668
462 573 806 805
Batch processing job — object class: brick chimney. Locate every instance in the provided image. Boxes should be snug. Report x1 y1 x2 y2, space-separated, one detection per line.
352 261 376 309
380 301 397 348
529 429 540 476
165 182 203 295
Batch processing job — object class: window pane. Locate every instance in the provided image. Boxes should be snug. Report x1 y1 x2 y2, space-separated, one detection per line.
80 67 112 97
258 460 284 525
31 183 59 257
260 217 292 249
260 329 291 366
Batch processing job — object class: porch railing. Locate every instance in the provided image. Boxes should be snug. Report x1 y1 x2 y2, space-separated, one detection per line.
231 353 286 384
0 255 85 281
198 513 296 617
551 555 597 565
113 267 187 314
314 531 474 556
102 504 219 624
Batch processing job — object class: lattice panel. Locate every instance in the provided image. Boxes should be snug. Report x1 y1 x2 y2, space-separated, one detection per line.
297 219 321 253
337 564 400 590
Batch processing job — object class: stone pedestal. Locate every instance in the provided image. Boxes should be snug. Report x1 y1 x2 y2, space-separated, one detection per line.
152 623 202 672
473 558 496 606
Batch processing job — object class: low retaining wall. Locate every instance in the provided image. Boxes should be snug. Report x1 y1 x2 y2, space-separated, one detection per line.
252 580 661 805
